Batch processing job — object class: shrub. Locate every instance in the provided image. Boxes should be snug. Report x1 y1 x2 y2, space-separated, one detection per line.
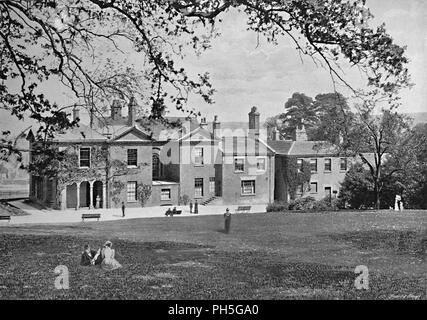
180 194 190 205
137 184 152 207
266 202 289 212
288 196 316 211
267 196 345 213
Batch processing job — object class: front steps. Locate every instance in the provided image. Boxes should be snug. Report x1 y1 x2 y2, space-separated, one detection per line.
201 196 217 206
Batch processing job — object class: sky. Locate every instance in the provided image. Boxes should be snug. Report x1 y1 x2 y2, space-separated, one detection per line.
178 0 427 122
1 0 426 134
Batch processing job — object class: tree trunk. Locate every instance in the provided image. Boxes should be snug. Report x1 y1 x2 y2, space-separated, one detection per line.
374 182 381 210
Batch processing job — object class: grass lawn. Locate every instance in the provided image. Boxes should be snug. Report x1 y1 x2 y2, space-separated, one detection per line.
0 210 426 299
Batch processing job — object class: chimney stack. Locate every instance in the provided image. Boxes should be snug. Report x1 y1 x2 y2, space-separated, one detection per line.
295 120 308 141
270 127 281 141
111 100 122 120
213 115 221 135
72 105 80 122
200 117 208 129
248 106 260 136
128 97 136 126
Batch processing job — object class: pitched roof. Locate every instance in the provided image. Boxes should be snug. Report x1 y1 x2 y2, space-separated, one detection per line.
267 140 293 155
289 141 337 156
177 126 219 142
52 124 107 143
266 140 338 156
110 126 152 142
137 117 199 141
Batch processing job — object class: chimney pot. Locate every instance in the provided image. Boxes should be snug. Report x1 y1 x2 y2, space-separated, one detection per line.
213 115 221 135
200 117 208 129
295 122 308 141
248 106 260 136
128 97 136 126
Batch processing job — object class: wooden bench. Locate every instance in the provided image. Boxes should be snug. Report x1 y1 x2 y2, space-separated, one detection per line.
81 213 101 221
236 206 251 213
165 210 182 216
0 215 11 222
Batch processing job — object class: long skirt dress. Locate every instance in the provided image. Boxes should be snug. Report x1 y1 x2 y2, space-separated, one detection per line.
101 247 122 271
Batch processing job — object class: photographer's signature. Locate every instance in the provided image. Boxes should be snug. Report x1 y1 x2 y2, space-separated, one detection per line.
388 294 421 300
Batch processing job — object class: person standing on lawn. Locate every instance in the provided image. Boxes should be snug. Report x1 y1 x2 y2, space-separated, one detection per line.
189 201 193 213
395 194 402 211
121 201 126 217
224 208 231 234
194 200 198 214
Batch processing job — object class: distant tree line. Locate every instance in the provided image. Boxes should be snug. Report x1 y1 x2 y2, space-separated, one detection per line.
268 92 427 209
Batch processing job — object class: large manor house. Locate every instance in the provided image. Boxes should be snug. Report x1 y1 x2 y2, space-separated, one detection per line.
27 100 365 210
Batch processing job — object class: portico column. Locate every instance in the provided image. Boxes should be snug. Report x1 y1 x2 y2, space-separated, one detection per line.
102 183 107 209
76 182 80 210
89 181 94 209
60 188 66 211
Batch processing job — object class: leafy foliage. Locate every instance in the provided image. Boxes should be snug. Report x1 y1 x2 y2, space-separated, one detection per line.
274 91 352 141
381 123 427 209
179 194 190 205
339 163 375 209
137 183 152 207
281 156 311 200
111 180 125 207
280 92 317 139
338 108 414 209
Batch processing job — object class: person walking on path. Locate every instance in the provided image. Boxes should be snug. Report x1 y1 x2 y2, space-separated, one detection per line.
194 200 198 214
189 201 193 213
121 201 126 217
224 208 231 234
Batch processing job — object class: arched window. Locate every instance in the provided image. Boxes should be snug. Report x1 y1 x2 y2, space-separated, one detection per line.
153 154 161 179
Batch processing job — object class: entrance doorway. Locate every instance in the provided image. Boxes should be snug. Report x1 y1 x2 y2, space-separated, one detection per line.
80 181 90 208
93 181 103 208
66 183 77 209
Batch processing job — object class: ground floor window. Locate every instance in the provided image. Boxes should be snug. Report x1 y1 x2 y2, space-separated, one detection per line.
324 186 332 199
161 188 171 201
195 178 203 198
340 158 348 171
241 180 255 195
256 157 266 171
310 182 318 193
127 181 137 202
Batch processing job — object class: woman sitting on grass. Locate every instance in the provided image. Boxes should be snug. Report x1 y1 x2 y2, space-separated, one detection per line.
101 241 122 271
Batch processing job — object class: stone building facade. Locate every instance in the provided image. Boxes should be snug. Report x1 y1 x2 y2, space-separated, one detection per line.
28 103 276 209
28 100 373 210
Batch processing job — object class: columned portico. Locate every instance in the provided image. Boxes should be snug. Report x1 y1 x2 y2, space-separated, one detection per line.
62 180 105 210
89 180 94 209
60 188 66 210
76 182 81 210
102 183 107 209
